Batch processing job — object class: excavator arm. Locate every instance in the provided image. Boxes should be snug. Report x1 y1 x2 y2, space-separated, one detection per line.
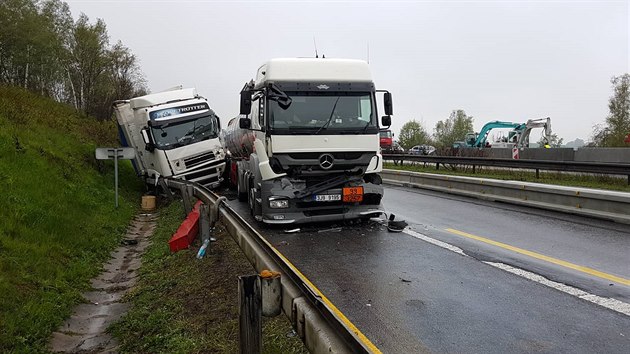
516 117 552 148
473 121 523 147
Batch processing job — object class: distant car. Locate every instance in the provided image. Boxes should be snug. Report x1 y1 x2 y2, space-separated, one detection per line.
383 141 404 154
409 145 436 155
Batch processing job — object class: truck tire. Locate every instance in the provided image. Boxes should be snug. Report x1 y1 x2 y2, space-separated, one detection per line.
237 174 247 202
247 175 255 216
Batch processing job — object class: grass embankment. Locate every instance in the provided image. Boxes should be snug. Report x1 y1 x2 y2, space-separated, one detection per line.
110 201 307 354
0 86 143 352
385 162 630 193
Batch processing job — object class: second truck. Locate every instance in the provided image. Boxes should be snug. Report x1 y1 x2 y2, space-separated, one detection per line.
114 86 226 188
225 58 393 224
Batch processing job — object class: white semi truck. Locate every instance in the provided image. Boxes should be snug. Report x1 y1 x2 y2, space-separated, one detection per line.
114 87 226 188
225 58 393 224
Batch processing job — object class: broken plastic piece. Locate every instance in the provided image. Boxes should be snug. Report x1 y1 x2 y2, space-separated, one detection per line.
387 214 408 232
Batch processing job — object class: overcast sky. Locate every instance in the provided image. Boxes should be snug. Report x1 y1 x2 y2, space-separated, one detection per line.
66 0 628 142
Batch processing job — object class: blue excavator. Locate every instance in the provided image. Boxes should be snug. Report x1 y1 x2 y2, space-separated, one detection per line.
454 117 552 148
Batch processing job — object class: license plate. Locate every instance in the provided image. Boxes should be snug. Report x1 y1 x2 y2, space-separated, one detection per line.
343 187 364 202
314 194 341 202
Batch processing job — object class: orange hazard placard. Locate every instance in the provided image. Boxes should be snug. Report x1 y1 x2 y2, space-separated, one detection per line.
342 186 363 202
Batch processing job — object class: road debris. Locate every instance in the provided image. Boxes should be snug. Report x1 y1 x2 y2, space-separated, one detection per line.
387 213 408 232
318 227 342 233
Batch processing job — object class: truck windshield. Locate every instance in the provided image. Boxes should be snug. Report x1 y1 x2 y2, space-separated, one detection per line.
151 114 219 150
268 92 376 134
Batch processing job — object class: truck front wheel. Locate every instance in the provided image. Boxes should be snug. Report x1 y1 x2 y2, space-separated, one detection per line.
237 173 247 202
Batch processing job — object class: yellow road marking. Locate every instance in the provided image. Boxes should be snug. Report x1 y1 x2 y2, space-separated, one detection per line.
446 228 630 286
268 243 382 354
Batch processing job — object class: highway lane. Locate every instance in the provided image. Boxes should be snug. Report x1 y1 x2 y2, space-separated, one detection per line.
383 185 630 302
223 185 630 353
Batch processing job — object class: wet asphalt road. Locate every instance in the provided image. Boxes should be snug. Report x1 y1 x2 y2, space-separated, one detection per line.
224 185 630 353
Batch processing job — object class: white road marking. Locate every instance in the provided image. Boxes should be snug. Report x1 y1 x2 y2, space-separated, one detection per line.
403 228 467 256
401 228 630 317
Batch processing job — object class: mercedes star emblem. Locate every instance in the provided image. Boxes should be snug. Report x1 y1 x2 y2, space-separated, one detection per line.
319 153 334 170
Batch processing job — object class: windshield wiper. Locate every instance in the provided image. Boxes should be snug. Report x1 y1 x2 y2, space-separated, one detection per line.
315 97 341 135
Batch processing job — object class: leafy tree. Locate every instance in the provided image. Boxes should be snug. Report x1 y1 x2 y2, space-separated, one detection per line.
65 14 110 115
591 74 630 147
536 132 563 147
433 110 474 147
0 0 147 120
398 120 431 149
0 0 72 96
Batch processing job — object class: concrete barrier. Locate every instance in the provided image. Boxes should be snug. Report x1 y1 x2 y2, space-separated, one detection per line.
450 147 630 163
575 148 630 163
382 169 630 225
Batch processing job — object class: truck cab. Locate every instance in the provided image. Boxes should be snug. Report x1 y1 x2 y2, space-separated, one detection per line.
114 87 226 188
229 58 392 224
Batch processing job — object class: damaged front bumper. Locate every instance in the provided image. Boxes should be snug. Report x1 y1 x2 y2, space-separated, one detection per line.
259 178 385 225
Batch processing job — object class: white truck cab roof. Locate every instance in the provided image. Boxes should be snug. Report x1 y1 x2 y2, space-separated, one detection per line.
255 58 373 88
129 87 198 109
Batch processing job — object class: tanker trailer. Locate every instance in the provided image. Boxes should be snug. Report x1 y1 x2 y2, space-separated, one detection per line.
224 116 255 199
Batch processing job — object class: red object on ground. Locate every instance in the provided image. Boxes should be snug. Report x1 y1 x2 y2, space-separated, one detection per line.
624 133 630 144
168 200 202 252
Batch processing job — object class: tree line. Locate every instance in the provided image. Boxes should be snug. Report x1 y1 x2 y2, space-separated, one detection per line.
0 0 147 120
398 74 630 149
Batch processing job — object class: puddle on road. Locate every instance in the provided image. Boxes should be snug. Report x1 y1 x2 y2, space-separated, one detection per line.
49 213 157 353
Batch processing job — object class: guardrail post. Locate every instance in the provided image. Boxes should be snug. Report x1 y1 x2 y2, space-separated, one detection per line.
536 168 540 179
239 275 262 354
436 162 440 170
260 271 282 317
158 178 174 200
210 196 227 226
180 185 192 214
199 203 212 242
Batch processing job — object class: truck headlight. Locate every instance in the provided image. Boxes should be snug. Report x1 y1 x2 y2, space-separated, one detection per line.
269 197 289 209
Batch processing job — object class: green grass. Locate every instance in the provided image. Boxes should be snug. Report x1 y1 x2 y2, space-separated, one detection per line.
110 201 307 354
385 162 630 192
0 86 143 352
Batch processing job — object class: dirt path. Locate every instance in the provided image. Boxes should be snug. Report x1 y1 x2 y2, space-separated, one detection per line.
49 212 157 353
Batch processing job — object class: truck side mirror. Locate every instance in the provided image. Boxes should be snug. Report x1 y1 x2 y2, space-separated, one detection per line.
381 115 391 127
240 89 252 115
141 128 155 152
384 92 393 116
239 117 251 129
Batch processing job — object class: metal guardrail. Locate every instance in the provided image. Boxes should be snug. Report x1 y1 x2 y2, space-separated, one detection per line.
382 154 630 183
159 177 371 354
381 169 630 225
